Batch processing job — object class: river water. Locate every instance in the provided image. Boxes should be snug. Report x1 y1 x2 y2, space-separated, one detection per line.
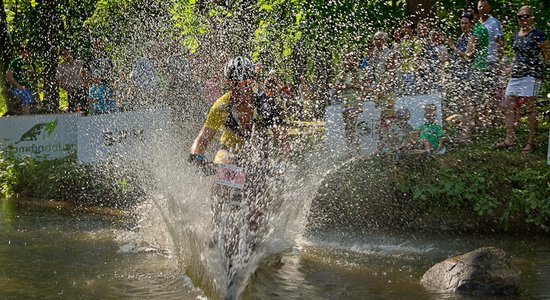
1 197 549 299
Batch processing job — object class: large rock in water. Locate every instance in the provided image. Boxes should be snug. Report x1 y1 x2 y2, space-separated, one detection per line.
421 247 521 295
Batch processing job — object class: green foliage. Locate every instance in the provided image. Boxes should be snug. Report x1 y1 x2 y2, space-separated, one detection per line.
0 150 16 196
413 168 498 216
171 0 211 52
83 0 176 64
0 150 145 208
4 0 97 58
508 169 550 231
408 124 550 232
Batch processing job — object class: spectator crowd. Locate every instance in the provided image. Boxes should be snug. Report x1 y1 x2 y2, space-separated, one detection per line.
4 1 549 155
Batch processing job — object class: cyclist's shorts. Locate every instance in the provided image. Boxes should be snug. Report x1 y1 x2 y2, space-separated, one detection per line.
11 87 33 105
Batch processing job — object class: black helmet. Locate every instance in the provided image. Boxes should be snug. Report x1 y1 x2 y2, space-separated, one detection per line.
224 56 255 81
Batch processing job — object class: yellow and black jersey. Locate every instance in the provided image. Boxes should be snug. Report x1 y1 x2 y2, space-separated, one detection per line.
204 91 284 150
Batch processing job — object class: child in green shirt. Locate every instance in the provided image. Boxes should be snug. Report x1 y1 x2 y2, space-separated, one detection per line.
419 104 445 154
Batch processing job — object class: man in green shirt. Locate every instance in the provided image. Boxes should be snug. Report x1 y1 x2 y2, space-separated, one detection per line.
6 45 36 115
469 7 489 72
466 7 490 131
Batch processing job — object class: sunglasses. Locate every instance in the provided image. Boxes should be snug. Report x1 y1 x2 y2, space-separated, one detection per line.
517 14 531 20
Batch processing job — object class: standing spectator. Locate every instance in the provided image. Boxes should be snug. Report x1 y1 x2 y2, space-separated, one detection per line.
88 80 115 115
416 20 433 94
56 48 86 113
395 18 422 96
478 0 502 67
6 45 36 115
447 12 479 142
129 56 160 110
494 6 549 154
298 75 313 120
81 38 113 90
259 73 286 124
478 0 503 125
449 8 489 133
426 30 448 93
384 26 404 101
467 6 490 130
370 31 391 89
82 38 115 114
336 52 370 148
358 41 373 70
113 71 130 111
468 6 489 74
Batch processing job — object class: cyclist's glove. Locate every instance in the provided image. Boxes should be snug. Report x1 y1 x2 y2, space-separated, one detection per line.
188 153 207 166
188 153 215 175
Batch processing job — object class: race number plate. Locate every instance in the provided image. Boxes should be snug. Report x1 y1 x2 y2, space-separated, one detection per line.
215 164 246 189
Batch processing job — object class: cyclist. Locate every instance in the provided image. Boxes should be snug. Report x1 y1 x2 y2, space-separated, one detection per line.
188 56 289 166
188 56 290 248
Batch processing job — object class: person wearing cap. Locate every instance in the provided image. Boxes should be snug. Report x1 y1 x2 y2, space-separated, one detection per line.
189 56 290 166
6 45 37 115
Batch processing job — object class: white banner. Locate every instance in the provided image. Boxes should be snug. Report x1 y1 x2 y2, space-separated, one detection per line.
0 114 79 159
77 109 172 163
355 102 380 155
325 104 348 157
395 94 443 128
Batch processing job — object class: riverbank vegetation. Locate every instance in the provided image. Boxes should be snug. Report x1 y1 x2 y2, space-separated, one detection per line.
310 120 549 234
0 151 145 209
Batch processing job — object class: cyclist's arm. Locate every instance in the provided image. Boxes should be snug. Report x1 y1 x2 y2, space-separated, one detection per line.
190 93 229 154
190 126 217 154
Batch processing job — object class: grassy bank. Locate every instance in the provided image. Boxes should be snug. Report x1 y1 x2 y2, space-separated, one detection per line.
0 152 145 209
309 122 550 234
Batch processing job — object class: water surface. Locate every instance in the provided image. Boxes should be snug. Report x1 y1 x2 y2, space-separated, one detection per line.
2 198 549 299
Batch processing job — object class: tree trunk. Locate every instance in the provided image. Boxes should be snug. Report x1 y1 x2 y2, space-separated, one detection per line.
0 1 15 115
39 0 60 113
